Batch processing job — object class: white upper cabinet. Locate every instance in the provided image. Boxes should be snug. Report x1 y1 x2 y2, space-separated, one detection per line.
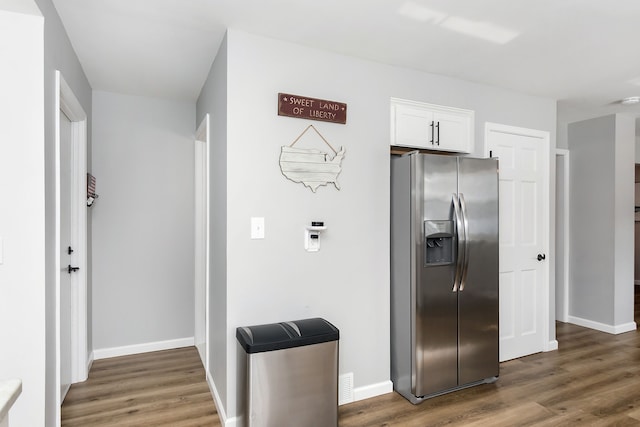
390 98 474 153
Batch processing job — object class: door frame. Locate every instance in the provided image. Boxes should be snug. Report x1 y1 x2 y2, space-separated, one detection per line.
484 122 554 356
55 71 88 415
555 149 570 323
194 114 210 372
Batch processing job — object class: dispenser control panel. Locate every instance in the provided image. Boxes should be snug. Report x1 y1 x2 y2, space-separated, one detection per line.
424 220 454 266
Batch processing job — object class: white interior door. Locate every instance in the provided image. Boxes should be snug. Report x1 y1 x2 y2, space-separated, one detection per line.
194 115 210 368
56 72 88 424
59 110 73 403
486 123 549 362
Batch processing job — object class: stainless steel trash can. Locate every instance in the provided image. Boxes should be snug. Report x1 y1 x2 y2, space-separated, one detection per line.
236 318 339 427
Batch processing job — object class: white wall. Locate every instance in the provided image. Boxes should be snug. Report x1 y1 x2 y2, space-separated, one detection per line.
555 153 567 321
568 114 635 331
0 0 40 14
91 91 196 352
557 104 600 150
196 33 229 413
0 8 45 427
197 29 557 424
557 104 639 151
33 0 93 423
614 115 635 327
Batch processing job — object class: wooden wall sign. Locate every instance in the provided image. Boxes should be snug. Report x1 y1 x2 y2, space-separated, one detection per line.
279 125 345 192
278 93 347 124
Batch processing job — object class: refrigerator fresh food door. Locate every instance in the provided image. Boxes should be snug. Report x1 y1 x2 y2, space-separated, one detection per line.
413 154 459 397
457 157 500 385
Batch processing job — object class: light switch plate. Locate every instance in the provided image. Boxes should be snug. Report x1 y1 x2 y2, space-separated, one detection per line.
251 217 265 239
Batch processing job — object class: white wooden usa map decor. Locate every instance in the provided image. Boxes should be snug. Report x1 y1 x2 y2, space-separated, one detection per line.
279 124 345 192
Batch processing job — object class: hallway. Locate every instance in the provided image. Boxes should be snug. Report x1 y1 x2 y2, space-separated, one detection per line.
61 347 219 426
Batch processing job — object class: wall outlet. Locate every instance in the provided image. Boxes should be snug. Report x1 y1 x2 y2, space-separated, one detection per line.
250 217 265 239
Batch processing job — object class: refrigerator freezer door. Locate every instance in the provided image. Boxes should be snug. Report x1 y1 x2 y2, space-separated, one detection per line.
457 157 500 385
413 154 459 397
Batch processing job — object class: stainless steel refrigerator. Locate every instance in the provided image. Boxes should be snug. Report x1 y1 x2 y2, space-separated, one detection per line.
390 152 499 404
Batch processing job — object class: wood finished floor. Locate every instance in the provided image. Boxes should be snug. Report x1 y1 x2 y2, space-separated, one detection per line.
61 347 219 426
340 288 640 426
63 289 640 426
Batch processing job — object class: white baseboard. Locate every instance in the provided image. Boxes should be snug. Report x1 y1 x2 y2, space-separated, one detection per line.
93 337 194 360
353 380 393 403
612 322 637 334
224 417 239 427
86 351 94 375
545 340 558 352
206 370 232 427
207 374 392 426
568 316 637 335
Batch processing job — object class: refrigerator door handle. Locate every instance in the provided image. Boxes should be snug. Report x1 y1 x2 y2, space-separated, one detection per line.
459 193 471 291
452 193 464 292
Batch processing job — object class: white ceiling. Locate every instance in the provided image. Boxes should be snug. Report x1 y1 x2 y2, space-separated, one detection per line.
51 0 640 125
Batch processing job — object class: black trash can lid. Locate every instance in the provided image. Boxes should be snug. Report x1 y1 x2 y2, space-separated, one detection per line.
236 318 339 354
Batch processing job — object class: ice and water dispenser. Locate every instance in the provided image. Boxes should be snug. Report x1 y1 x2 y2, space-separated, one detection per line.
424 220 454 266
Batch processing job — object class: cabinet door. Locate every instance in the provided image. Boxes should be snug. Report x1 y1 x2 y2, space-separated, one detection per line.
392 103 435 149
391 98 474 153
433 111 473 153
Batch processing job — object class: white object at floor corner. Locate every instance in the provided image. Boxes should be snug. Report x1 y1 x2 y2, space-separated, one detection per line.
0 379 22 426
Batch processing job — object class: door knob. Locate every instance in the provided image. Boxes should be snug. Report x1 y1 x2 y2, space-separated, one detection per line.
67 265 80 274
537 254 546 261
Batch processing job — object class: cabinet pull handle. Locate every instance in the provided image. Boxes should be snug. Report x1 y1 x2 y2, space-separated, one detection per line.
436 122 440 145
430 121 435 145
